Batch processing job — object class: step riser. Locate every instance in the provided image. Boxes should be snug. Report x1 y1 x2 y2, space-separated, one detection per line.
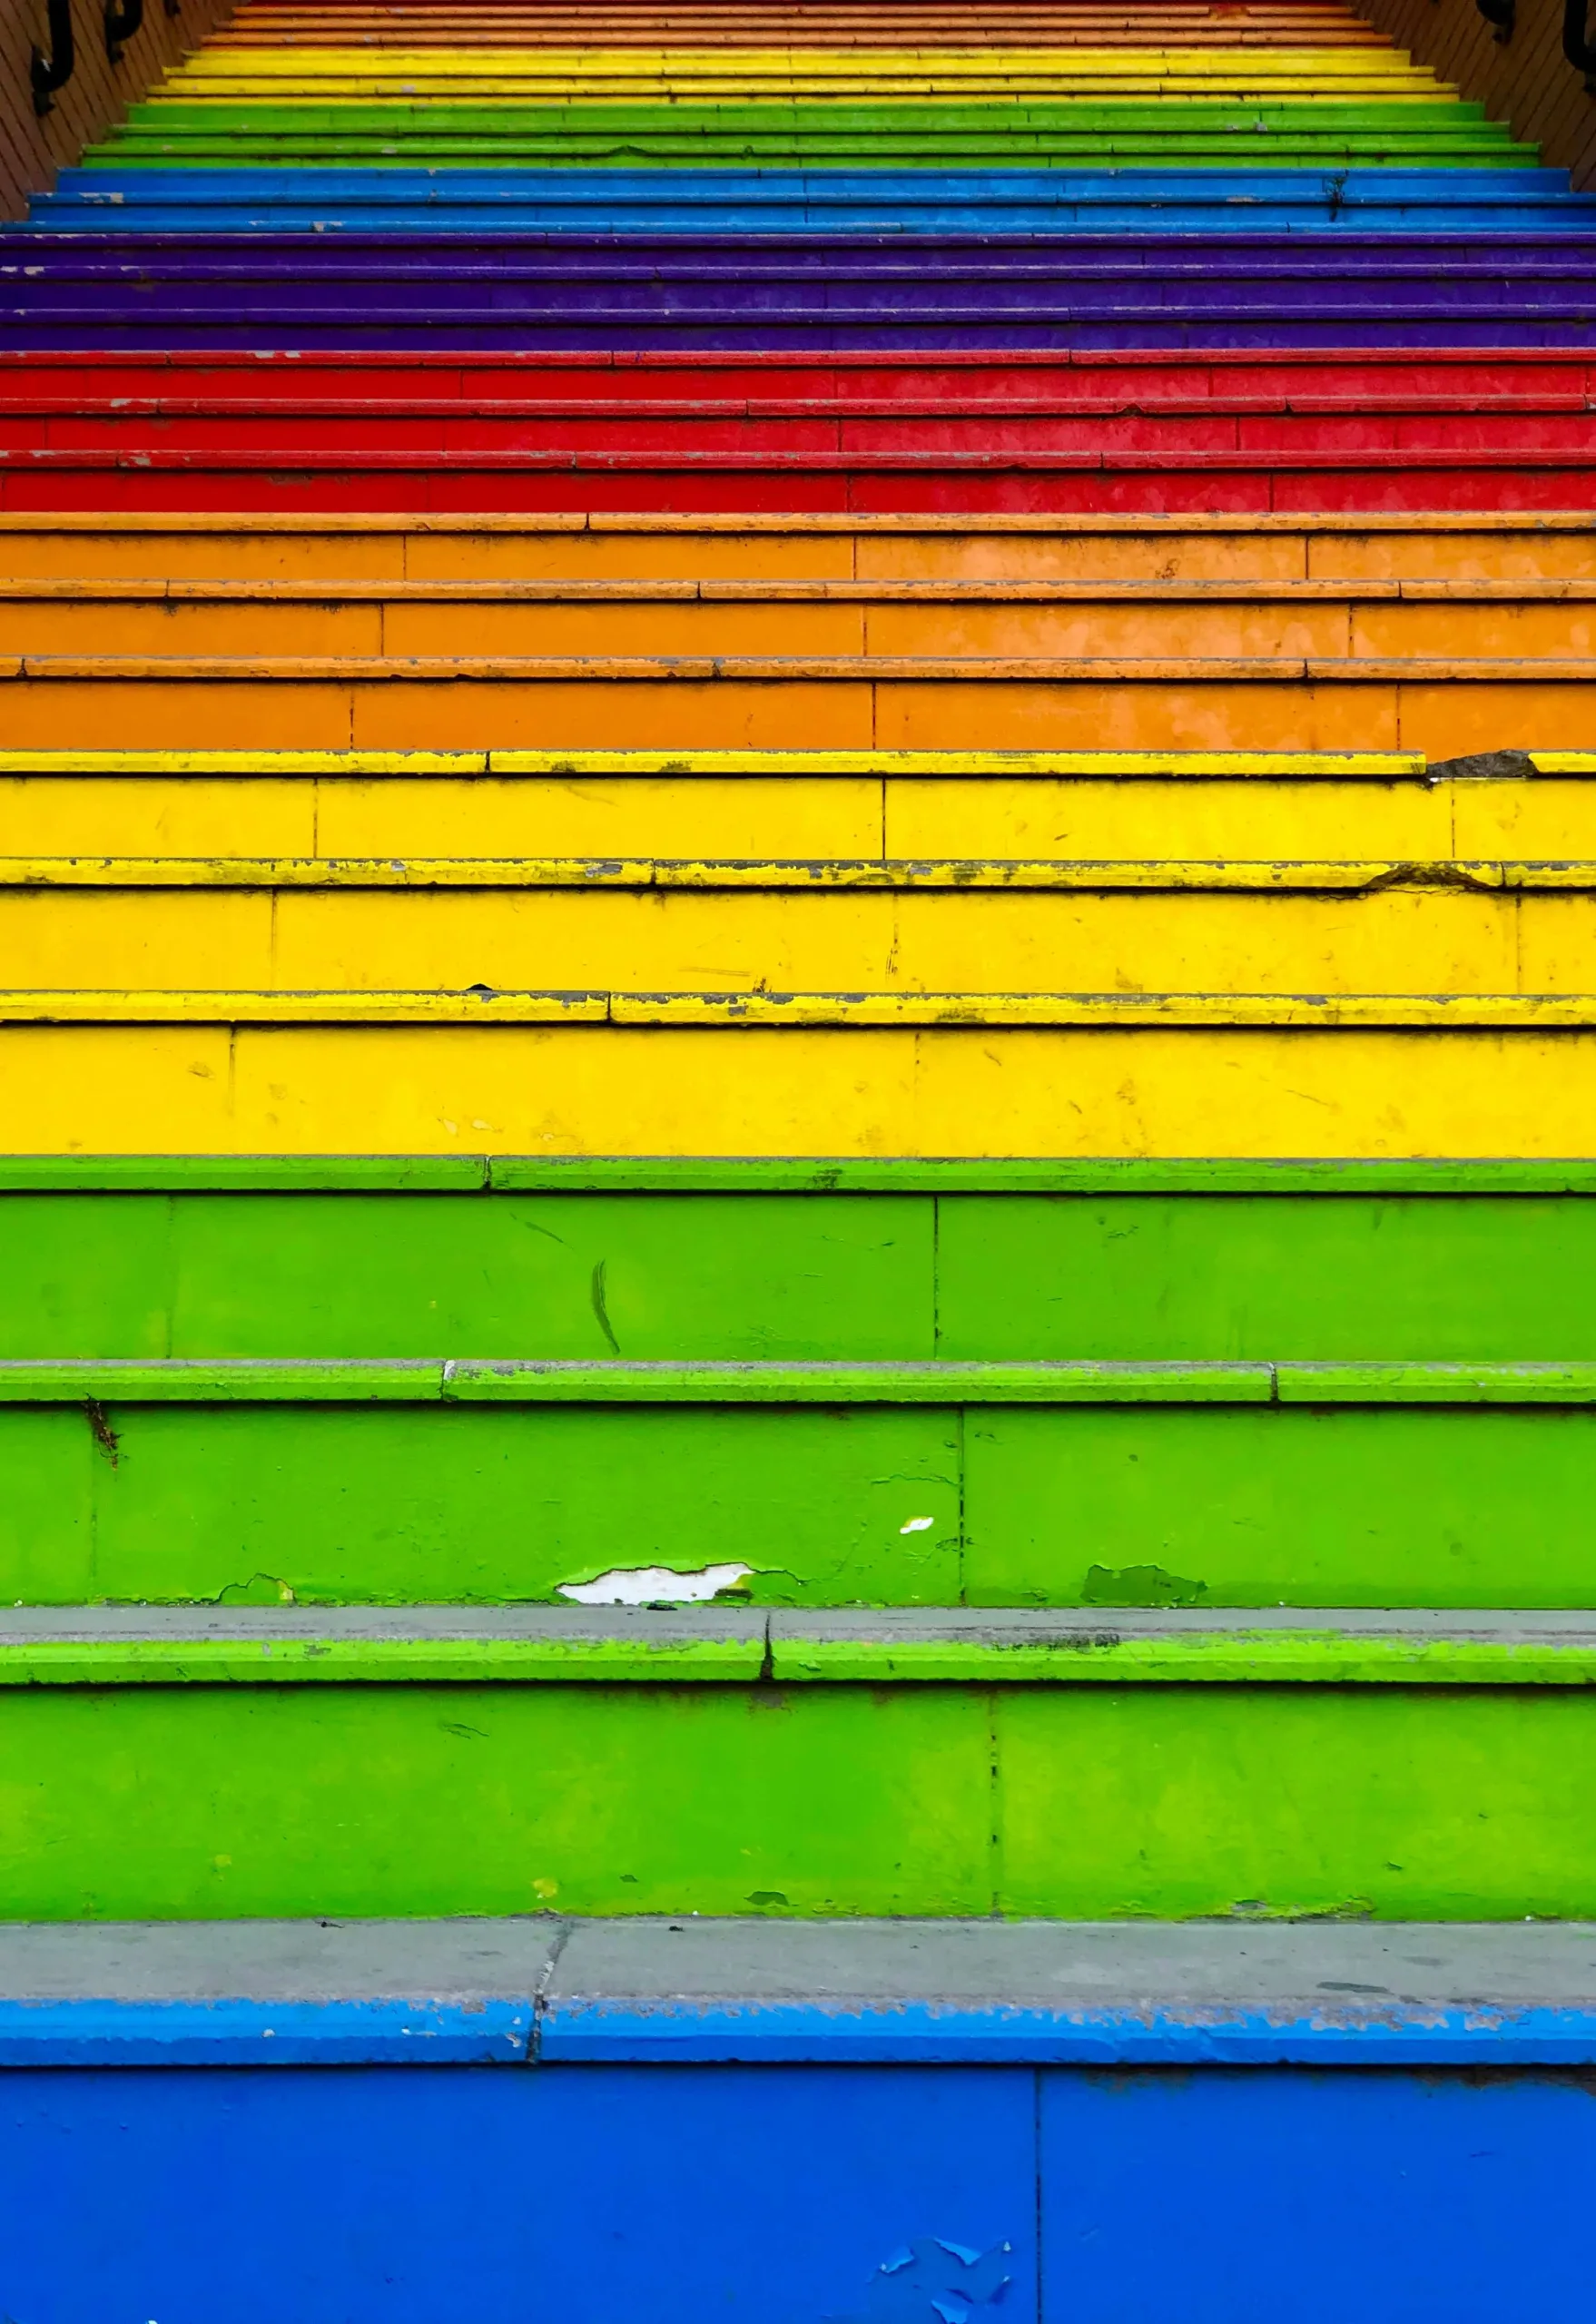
100 141 1528 162
12 230 1595 268
7 888 1596 998
10 1021 1596 1156
6 2035 1585 2317
107 102 1515 133
4 523 1591 583
4 599 1591 655
4 671 1590 758
35 203 1588 231
7 1182 1596 1363
5 1398 1596 1608
3 352 1585 394
16 417 1596 453
154 74 1453 96
10 769 1583 860
11 470 1596 515
2 1679 1592 1920
10 323 1595 352
48 164 1570 196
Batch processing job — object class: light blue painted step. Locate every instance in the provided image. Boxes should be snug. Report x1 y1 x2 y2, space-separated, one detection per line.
29 163 1596 234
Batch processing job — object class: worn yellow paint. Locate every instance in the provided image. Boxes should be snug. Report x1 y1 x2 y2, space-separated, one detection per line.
5 856 1579 891
0 884 1573 997
6 763 1596 863
12 1021 1596 1156
5 991 1596 1026
162 48 1448 99
0 775 1402 866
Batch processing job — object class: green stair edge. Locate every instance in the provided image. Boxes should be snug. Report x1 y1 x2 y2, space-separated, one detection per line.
5 1608 1596 1688
5 1157 1596 1192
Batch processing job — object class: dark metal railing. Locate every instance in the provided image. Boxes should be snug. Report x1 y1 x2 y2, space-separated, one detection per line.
30 0 75 112
1567 0 1596 85
103 0 143 63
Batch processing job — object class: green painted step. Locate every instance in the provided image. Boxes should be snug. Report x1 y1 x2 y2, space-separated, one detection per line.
2 1620 1593 1920
5 1605 1596 1686
93 95 1529 167
7 1369 1596 1609
91 134 1528 163
5 1175 1596 1363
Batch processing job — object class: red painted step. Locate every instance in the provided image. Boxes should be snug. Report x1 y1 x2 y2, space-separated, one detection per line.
4 453 1592 512
4 348 1592 401
1 349 1592 512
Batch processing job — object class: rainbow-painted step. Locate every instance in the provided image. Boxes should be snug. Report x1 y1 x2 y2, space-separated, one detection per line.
5 231 1594 349
6 360 1596 515
8 0 1596 2291
34 166 1591 231
7 1355 1596 1609
0 741 1594 1155
6 1603 1596 1919
204 4 1399 48
95 97 1530 169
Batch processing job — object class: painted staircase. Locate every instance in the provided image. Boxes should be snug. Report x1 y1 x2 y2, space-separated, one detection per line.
5 1 1596 2314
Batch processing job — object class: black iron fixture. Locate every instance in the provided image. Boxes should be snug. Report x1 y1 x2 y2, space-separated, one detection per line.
103 0 143 64
1566 0 1596 84
1475 0 1513 40
30 0 75 113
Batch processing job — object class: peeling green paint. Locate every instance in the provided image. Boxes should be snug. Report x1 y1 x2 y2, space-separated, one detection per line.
1 1398 1594 1610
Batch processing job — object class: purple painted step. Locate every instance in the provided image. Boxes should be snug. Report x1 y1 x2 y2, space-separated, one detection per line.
2 232 1594 348
5 231 1596 278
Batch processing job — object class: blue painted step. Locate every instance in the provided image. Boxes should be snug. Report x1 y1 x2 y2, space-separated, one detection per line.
30 163 1596 234
5 1920 1596 2323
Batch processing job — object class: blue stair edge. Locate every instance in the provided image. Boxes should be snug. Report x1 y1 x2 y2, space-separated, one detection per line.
4 1917 1595 2067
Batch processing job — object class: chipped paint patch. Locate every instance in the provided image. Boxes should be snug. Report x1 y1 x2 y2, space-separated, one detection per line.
557 1561 753 1607
828 2237 1014 2322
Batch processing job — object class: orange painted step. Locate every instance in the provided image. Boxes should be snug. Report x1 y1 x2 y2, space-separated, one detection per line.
5 511 1589 586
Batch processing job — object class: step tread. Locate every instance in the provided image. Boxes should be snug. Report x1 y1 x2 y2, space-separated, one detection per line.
3 1602 1596 1689
4 574 1591 596
2 1354 1596 1398
0 854 1569 889
6 650 1593 677
5 1918 1596 2069
0 745 1440 770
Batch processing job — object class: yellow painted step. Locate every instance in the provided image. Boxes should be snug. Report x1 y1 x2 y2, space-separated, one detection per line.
4 662 1590 757
0 747 1446 862
161 45 1447 95
7 1019 1596 1158
172 45 1424 71
5 753 1596 862
6 880 1592 996
8 517 1589 589
6 576 1595 659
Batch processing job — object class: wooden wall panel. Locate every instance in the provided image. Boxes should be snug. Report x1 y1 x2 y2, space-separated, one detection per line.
0 0 239 221
1355 0 1596 186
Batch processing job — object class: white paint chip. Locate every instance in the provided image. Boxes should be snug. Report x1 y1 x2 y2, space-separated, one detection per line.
899 1516 936 1534
558 1562 753 1607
